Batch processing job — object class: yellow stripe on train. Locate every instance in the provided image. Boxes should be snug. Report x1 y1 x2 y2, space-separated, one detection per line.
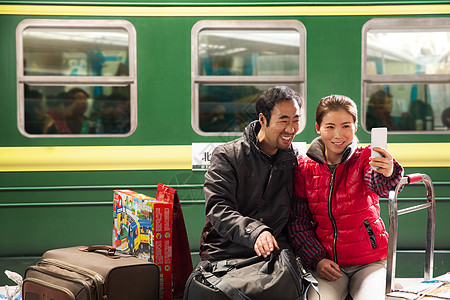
1 4 450 17
0 143 448 172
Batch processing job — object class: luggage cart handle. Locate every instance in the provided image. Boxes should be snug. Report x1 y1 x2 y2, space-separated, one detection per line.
385 173 436 298
395 174 433 216
405 173 425 184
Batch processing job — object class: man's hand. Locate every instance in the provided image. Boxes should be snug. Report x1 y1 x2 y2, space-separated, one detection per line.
254 231 279 258
316 258 343 281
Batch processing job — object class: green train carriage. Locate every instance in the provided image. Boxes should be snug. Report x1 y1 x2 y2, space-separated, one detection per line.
0 0 449 286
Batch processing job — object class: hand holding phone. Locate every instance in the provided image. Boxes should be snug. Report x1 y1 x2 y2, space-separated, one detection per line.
371 127 387 169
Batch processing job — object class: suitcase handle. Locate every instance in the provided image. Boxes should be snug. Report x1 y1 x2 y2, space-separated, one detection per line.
80 245 118 258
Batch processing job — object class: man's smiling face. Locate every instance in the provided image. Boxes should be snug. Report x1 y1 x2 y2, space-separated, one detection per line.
258 100 300 155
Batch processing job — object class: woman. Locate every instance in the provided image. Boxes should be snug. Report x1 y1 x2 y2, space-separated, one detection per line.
366 90 398 131
288 95 404 300
45 92 76 134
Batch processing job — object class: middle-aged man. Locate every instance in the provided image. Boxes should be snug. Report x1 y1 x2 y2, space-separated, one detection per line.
199 85 302 261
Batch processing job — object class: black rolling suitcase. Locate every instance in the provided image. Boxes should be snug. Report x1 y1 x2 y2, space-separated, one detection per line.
22 245 160 300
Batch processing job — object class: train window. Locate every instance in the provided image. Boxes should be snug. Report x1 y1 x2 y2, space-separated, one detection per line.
17 19 137 137
191 20 306 136
362 18 450 133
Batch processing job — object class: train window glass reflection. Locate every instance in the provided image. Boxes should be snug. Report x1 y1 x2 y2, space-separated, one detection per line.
24 84 130 134
17 19 137 137
198 30 300 76
365 84 450 131
23 27 129 76
192 20 306 136
362 18 450 133
199 84 300 133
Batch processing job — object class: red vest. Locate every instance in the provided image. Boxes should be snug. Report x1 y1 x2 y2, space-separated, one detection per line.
295 145 388 266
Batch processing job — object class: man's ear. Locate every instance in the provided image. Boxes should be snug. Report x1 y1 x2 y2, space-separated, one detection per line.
259 113 266 127
315 122 320 134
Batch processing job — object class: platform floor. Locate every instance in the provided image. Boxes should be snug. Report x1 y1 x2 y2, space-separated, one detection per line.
0 278 427 300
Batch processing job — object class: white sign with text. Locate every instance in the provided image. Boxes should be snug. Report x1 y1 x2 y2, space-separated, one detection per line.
192 142 307 171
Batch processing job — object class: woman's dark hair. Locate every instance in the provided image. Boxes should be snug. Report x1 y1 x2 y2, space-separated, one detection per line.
316 94 358 127
67 87 90 100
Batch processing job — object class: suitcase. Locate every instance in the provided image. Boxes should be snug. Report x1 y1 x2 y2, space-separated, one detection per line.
22 245 160 300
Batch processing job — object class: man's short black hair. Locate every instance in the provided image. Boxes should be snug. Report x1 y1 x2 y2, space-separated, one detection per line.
255 86 302 125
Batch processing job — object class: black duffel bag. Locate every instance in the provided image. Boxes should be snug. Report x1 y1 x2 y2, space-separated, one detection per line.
183 249 319 300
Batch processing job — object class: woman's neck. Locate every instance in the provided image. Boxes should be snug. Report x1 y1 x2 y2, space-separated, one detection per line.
324 149 341 165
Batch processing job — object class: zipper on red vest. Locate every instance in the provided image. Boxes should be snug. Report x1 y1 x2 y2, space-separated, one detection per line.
328 167 338 264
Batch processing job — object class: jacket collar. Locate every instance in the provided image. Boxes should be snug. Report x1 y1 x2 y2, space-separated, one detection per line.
244 120 260 148
307 136 357 165
244 120 267 158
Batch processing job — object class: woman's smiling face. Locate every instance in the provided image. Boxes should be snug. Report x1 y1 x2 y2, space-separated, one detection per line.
315 108 357 165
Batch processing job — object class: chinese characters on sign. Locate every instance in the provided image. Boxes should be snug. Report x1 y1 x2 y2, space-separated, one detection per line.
192 142 306 171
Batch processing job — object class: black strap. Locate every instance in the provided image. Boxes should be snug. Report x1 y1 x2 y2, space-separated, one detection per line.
183 268 198 300
302 272 320 300
292 252 320 300
203 272 251 300
234 255 266 269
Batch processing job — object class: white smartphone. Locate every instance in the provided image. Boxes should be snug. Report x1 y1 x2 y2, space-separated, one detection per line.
371 127 387 161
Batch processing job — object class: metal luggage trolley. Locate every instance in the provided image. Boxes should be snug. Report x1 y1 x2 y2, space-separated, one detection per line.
385 173 436 297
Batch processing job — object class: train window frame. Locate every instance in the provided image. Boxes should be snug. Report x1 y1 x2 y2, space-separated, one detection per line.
16 19 137 137
361 17 450 134
191 20 306 136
